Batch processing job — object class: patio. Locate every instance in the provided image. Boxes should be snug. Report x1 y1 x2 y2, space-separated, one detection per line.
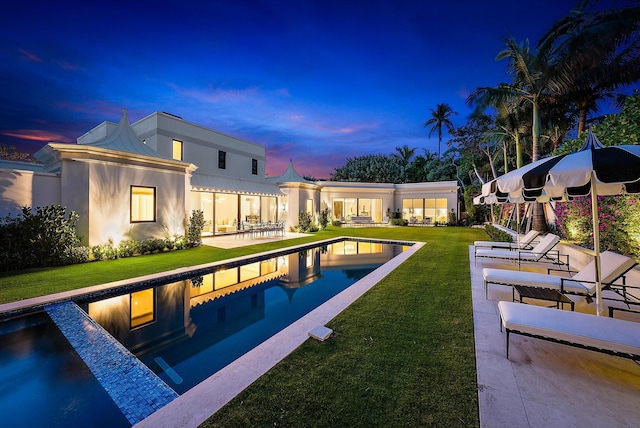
471 246 640 427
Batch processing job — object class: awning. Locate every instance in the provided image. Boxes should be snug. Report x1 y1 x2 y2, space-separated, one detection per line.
191 173 284 196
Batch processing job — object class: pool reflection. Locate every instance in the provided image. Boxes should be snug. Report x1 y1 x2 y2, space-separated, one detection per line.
82 241 405 393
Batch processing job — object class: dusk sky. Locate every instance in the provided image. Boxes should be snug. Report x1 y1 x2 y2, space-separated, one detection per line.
0 0 626 179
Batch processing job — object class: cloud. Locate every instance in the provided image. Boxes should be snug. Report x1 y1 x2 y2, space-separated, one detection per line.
170 83 260 104
17 48 43 63
1 129 74 143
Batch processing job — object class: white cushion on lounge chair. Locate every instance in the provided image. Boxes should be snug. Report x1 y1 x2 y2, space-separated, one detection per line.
474 230 539 249
498 301 640 357
475 234 559 262
483 250 637 296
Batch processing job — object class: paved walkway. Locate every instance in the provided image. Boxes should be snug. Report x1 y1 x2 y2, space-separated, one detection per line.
471 247 640 427
202 231 311 249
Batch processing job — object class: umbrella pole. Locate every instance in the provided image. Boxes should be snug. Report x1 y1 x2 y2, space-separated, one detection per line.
591 171 603 316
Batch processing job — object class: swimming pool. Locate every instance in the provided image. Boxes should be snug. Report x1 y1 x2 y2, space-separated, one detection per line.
0 238 411 426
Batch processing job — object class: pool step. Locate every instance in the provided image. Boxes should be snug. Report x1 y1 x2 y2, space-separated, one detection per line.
44 301 178 425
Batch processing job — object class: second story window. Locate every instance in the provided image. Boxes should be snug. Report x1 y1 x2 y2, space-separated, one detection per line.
172 139 183 161
218 150 226 169
252 159 258 175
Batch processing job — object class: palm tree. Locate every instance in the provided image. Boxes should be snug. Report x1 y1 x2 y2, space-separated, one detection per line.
467 37 558 232
537 1 640 137
468 37 555 163
424 103 456 157
394 145 416 183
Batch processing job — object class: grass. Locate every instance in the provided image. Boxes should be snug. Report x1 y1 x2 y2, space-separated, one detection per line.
201 226 485 427
0 225 487 427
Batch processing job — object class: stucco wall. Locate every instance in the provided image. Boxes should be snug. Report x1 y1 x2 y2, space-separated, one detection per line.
0 168 61 217
133 112 266 179
85 161 188 245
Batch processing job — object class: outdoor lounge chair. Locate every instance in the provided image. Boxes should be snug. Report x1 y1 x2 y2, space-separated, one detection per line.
474 229 539 251
483 250 638 299
474 233 567 269
498 300 640 361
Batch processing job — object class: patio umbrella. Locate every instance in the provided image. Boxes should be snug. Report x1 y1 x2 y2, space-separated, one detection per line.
493 130 640 315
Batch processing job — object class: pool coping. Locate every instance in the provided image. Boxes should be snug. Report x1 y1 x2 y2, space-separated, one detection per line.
133 239 423 428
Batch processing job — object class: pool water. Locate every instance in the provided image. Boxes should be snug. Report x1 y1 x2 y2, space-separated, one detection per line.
0 313 129 427
0 239 407 425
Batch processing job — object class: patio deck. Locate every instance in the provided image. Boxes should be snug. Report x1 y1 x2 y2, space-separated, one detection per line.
472 246 640 427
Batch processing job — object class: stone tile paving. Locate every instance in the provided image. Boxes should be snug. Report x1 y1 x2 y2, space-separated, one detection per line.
44 301 178 426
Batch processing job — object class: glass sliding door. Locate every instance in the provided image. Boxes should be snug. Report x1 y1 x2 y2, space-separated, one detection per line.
191 191 214 235
332 199 344 221
215 193 238 234
261 196 278 222
241 195 261 224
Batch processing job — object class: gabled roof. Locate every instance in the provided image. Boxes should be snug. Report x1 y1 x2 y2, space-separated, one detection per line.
82 109 172 160
268 160 314 184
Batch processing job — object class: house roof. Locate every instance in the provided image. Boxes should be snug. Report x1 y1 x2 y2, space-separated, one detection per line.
191 173 283 196
82 109 172 160
268 160 314 184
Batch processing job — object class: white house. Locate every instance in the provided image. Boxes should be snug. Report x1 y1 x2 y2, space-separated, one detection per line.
0 110 458 245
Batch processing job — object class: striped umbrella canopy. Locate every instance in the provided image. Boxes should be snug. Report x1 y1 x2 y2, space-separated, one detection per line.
494 130 640 315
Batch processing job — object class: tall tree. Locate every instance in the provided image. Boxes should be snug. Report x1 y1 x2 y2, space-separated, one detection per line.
467 37 559 231
424 103 456 158
393 145 416 183
538 0 640 136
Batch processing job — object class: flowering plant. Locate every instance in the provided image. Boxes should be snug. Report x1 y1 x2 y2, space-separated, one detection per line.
554 194 640 258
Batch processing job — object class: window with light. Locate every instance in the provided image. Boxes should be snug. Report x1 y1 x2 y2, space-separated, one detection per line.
131 186 156 222
172 139 183 160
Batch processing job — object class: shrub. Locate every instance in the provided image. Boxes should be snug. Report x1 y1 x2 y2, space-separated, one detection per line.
298 212 313 232
483 225 513 242
391 218 408 226
332 220 343 227
140 238 167 254
62 246 90 264
554 194 640 258
187 209 205 247
174 235 187 250
0 204 83 270
117 239 141 258
91 239 117 260
318 209 330 230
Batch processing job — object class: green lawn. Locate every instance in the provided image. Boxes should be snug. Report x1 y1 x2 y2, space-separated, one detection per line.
0 226 486 427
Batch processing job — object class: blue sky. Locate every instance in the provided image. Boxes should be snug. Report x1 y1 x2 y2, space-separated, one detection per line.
0 0 623 178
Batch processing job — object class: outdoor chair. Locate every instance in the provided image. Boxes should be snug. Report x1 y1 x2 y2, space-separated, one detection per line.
474 230 540 255
474 233 567 269
498 300 640 361
483 250 638 299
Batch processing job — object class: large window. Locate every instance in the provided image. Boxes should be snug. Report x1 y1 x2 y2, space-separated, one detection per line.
218 150 226 169
241 195 261 223
425 198 448 223
191 192 214 235
214 193 238 234
403 198 448 223
131 186 156 222
252 159 258 175
261 196 277 222
306 199 314 214
332 198 382 222
172 139 183 160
